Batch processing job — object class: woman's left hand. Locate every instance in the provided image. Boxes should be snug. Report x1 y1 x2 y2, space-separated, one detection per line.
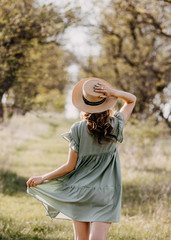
26 176 44 187
93 83 114 98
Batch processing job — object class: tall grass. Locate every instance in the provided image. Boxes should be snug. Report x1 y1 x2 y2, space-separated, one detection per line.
0 112 170 240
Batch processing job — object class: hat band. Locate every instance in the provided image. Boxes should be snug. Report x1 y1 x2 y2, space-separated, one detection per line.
82 95 106 106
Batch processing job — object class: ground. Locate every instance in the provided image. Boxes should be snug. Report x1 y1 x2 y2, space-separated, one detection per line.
0 112 170 240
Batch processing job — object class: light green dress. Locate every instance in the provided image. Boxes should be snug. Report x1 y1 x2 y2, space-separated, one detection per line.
27 111 125 223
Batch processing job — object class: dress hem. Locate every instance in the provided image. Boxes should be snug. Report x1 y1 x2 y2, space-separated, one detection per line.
27 187 120 223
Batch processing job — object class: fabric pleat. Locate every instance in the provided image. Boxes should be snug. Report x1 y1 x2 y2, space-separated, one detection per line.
27 111 125 222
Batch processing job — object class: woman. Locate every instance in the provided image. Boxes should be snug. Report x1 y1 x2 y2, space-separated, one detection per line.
27 77 136 240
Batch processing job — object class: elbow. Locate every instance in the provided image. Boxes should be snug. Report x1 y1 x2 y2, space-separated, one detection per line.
66 164 75 173
126 95 136 104
131 95 136 104
132 94 136 103
68 165 76 172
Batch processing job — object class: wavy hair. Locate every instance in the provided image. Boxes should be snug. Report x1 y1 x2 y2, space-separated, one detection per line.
82 109 117 144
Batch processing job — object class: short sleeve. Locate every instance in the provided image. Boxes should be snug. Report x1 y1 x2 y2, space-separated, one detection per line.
112 111 125 143
61 122 80 153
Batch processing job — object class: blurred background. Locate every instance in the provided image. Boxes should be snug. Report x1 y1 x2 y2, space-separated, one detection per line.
0 0 170 239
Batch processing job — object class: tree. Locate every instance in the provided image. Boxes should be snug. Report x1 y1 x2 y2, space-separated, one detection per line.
11 43 70 114
80 0 171 126
0 0 77 120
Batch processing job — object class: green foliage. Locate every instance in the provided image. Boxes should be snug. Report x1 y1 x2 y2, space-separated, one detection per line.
0 0 76 119
12 43 69 113
80 0 171 125
34 89 66 112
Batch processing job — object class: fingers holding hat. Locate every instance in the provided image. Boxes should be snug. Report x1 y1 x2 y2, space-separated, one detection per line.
94 84 111 97
94 83 106 91
72 77 118 113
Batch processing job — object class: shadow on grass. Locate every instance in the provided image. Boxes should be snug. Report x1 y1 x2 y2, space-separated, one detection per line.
0 215 43 240
0 215 69 240
122 179 171 212
0 169 27 195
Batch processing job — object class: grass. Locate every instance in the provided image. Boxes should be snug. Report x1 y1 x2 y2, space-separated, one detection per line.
0 111 170 240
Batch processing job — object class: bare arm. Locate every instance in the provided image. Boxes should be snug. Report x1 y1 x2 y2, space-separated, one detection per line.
111 89 136 122
26 149 78 187
94 83 136 122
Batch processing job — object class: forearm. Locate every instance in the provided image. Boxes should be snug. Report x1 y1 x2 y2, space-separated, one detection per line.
111 89 136 103
27 149 78 187
42 164 71 181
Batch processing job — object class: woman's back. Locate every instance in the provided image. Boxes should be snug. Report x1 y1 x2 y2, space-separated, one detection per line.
62 111 125 157
27 111 125 222
26 77 136 240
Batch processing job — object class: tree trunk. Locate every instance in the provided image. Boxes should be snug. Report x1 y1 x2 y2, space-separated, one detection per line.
0 95 4 123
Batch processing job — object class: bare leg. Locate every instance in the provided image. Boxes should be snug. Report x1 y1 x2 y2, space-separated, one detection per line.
72 219 90 240
89 222 111 240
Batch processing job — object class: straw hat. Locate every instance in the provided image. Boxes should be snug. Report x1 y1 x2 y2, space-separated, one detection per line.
72 77 117 113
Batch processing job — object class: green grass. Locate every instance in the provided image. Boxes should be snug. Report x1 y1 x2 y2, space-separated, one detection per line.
0 112 170 239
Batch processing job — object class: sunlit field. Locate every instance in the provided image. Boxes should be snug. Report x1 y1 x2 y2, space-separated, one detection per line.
0 112 170 240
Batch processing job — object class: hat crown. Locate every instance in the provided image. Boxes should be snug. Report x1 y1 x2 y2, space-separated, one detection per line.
82 79 104 102
72 77 117 113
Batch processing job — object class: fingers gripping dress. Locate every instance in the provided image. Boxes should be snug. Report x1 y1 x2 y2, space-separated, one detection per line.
27 111 125 223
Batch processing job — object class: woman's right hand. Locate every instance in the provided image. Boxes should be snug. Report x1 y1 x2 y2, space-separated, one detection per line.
26 176 44 187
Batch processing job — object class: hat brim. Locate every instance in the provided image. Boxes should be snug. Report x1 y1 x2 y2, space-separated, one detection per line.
72 77 118 113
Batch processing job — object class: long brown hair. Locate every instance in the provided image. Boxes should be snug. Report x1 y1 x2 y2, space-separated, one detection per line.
82 109 117 144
